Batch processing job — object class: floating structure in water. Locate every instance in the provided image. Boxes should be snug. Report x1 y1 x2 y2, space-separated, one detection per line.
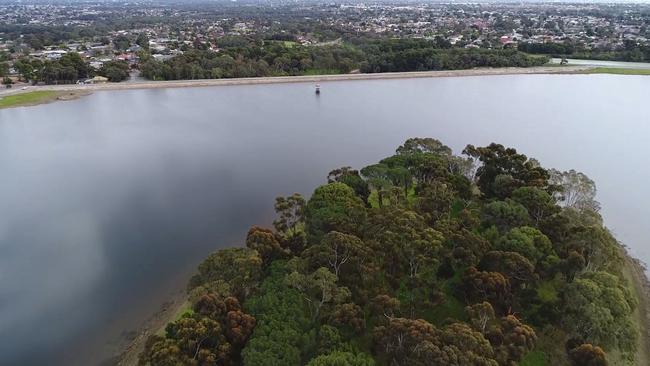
315 84 320 94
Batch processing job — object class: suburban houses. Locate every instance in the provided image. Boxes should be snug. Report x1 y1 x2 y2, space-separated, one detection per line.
1 1 649 85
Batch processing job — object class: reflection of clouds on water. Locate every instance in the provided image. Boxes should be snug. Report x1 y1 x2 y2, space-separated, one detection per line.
0 211 105 359
0 100 276 364
0 119 116 363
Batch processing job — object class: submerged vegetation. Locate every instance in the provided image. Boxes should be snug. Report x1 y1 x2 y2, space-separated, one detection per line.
139 138 637 366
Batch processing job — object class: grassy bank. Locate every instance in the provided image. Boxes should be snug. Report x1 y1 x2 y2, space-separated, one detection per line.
0 91 58 109
0 90 90 109
586 67 650 75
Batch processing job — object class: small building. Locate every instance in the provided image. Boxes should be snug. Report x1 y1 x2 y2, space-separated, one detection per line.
86 76 109 84
43 50 68 60
152 54 174 61
89 61 104 70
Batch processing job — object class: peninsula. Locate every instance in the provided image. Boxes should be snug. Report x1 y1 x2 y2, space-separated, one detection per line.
129 138 650 366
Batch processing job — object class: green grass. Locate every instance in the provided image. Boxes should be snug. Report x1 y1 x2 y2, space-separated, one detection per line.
520 351 548 366
0 91 58 109
267 40 299 48
586 67 650 75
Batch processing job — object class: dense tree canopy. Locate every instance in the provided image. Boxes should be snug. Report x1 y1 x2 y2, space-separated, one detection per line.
139 38 548 81
140 138 638 366
518 41 650 63
306 351 375 366
13 52 91 84
305 182 367 242
563 271 637 352
98 60 130 82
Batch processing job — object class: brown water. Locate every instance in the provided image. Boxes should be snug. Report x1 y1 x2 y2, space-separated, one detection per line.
0 74 648 365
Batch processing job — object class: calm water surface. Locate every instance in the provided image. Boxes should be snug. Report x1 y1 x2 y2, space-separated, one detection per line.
0 74 648 365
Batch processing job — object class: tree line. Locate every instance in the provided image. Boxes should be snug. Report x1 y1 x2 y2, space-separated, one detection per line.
139 43 363 81
139 38 548 81
139 137 636 366
12 53 130 84
9 39 548 84
519 40 650 63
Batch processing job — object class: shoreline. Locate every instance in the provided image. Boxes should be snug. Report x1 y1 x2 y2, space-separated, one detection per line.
116 289 188 366
0 65 593 106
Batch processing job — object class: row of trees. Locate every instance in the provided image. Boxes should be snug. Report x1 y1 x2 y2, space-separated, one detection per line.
140 39 548 81
357 39 549 73
139 42 364 80
519 40 650 63
13 53 90 84
7 38 548 84
518 42 578 56
139 138 636 366
12 54 130 84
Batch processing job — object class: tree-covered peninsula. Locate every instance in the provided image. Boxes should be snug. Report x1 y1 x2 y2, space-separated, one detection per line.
139 138 640 366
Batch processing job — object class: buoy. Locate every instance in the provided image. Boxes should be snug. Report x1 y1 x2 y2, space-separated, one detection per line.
315 84 320 94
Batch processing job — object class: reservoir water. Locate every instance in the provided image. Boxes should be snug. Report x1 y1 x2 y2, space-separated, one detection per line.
0 74 648 365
